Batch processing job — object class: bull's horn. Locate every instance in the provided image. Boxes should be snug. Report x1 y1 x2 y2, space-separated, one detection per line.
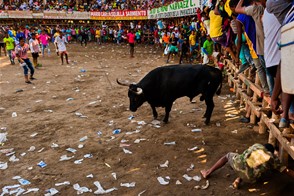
116 78 130 87
135 88 143 95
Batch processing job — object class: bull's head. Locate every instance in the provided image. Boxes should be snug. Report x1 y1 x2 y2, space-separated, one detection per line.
117 79 145 112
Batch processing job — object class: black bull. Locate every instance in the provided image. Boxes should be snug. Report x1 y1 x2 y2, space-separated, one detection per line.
117 64 222 125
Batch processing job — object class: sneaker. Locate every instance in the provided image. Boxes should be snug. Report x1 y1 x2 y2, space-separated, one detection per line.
25 81 32 84
30 77 36 80
238 63 250 74
240 117 250 123
279 118 289 128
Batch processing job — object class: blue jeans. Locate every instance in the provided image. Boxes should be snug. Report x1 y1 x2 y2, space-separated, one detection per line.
41 44 48 56
7 50 14 63
253 55 269 93
21 58 34 76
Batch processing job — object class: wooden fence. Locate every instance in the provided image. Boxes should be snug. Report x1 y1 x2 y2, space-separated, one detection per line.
224 59 294 165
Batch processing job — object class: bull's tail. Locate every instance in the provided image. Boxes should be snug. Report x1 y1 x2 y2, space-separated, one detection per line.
216 82 222 95
216 74 223 95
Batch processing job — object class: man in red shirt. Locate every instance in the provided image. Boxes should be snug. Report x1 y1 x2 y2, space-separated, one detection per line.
126 30 135 58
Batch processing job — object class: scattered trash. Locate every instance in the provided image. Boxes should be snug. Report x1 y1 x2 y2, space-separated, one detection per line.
137 121 146 125
35 100 43 103
113 129 121 134
66 148 77 153
216 122 221 127
191 129 202 133
119 143 131 147
193 175 201 182
111 172 117 180
0 162 8 170
126 130 140 135
93 181 117 194
183 174 193 181
120 182 136 188
164 141 176 145
195 180 210 190
176 180 182 185
37 161 47 168
38 147 45 153
87 174 94 178
59 155 74 161
159 160 169 168
0 148 14 154
123 148 133 154
106 136 115 142
157 176 170 185
30 132 38 137
23 188 39 195
186 164 195 171
79 136 88 142
231 130 238 134
218 96 227 100
128 115 135 120
51 143 59 148
20 152 26 156
134 138 146 144
84 154 93 158
74 159 84 164
1 185 21 195
121 139 128 143
188 146 198 151
105 163 111 168
28 146 36 152
151 120 161 125
66 98 74 101
15 89 24 93
11 112 17 118
18 178 31 185
44 110 53 113
138 190 146 196
45 188 59 196
0 132 7 143
9 155 19 162
55 181 70 186
73 183 92 195
78 144 84 149
248 188 259 192
80 69 86 72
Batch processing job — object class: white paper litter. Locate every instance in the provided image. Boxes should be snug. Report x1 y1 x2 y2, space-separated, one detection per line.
10 187 25 195
164 141 176 145
0 133 8 143
78 144 84 149
30 133 38 137
22 188 39 195
134 138 146 144
73 183 92 195
188 146 198 151
1 184 21 195
28 146 35 152
74 159 84 164
137 121 146 125
159 160 169 168
231 130 238 134
191 129 202 133
123 148 133 154
86 174 94 178
51 143 59 148
59 155 74 161
79 136 88 142
44 188 59 196
38 147 45 152
111 172 117 180
183 174 193 181
0 162 8 170
20 152 26 156
187 164 195 171
176 180 182 185
201 180 209 189
12 112 17 117
55 181 70 186
138 190 146 196
9 155 19 162
126 130 140 135
120 182 136 188
93 181 117 194
193 175 201 182
157 176 170 185
151 120 161 125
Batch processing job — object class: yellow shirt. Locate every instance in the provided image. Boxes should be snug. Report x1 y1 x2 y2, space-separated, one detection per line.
209 10 223 38
189 34 196 46
95 30 101 38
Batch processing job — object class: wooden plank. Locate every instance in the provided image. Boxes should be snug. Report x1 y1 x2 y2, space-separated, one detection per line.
262 114 294 160
236 88 261 118
239 74 263 97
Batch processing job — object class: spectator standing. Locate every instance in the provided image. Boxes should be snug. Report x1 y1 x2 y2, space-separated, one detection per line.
29 33 41 68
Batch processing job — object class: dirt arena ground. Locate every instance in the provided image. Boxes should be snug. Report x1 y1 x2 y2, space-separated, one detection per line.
1 42 294 195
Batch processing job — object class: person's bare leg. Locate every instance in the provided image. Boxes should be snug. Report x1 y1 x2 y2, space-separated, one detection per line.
60 53 64 65
65 53 69 64
281 94 293 120
201 155 228 178
232 177 242 189
271 64 283 115
226 46 237 63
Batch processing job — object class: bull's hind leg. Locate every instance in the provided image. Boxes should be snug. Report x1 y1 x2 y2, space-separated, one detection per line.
204 98 214 125
163 102 172 123
151 105 158 119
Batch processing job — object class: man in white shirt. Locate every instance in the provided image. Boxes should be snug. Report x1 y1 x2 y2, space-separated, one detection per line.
54 32 69 65
29 33 41 68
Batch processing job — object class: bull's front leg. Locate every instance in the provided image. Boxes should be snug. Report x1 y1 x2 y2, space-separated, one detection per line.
163 102 172 123
204 98 214 125
151 105 158 119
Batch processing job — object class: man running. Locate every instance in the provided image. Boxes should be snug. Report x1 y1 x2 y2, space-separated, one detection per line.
54 32 69 65
29 33 41 68
15 37 35 84
3 32 15 64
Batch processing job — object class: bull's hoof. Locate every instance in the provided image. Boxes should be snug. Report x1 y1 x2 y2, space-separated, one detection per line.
204 120 210 125
163 119 169 124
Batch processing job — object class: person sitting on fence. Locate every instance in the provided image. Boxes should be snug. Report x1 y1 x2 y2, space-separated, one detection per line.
201 143 294 189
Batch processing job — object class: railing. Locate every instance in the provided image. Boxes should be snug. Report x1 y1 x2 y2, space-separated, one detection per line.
225 59 294 165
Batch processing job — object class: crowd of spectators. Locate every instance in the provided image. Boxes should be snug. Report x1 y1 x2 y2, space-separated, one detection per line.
0 0 183 11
